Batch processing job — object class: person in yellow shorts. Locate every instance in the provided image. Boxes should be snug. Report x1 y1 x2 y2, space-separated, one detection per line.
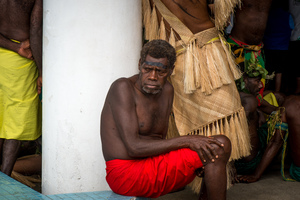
0 0 42 176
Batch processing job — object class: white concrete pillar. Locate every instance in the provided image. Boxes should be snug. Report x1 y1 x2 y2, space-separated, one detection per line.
42 0 142 195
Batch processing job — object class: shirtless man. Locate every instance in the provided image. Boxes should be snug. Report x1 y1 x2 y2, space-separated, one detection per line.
235 72 300 183
100 40 231 199
0 0 42 176
235 74 274 182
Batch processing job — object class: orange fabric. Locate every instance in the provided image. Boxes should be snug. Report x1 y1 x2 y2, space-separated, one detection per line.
106 148 203 198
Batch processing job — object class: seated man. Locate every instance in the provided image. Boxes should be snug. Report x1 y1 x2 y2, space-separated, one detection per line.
100 39 232 199
235 64 300 182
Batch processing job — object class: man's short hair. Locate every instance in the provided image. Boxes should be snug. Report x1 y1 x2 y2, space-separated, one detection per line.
140 40 176 69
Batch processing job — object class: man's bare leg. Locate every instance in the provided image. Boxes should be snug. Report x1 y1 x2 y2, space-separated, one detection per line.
199 135 231 200
275 73 282 93
13 154 42 176
1 139 21 176
0 139 4 164
284 96 300 167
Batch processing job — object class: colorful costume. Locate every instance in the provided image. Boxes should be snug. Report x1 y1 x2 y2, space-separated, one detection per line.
142 0 250 192
0 44 41 140
227 36 268 105
106 148 202 198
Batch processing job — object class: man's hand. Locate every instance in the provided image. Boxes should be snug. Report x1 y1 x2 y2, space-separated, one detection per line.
236 174 260 183
37 76 42 95
17 39 33 60
189 135 224 164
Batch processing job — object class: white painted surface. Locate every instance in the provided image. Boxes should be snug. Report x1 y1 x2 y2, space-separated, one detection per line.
42 0 142 195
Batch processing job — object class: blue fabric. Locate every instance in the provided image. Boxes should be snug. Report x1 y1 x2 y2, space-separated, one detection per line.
263 8 292 50
290 15 295 29
275 122 288 131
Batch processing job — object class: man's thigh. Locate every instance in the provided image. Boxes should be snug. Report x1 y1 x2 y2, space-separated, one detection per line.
106 148 203 198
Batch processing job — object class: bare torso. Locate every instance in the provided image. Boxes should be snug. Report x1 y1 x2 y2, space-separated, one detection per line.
151 0 214 40
101 75 173 161
0 0 35 41
231 0 273 45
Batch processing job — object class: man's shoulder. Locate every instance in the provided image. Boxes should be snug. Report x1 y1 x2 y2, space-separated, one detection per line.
240 92 255 99
240 92 258 111
107 75 137 98
111 75 136 89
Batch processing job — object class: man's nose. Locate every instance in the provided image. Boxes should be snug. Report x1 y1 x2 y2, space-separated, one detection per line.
148 70 158 80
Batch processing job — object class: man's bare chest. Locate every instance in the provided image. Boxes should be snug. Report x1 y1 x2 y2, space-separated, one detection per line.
135 102 169 136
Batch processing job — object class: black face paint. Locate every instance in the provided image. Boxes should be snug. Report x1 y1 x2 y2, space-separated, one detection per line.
144 61 168 69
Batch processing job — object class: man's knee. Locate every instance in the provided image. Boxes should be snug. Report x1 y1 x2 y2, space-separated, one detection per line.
212 135 231 161
283 96 300 123
273 92 286 106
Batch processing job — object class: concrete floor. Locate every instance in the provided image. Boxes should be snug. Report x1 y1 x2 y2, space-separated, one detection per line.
156 162 300 200
7 157 300 200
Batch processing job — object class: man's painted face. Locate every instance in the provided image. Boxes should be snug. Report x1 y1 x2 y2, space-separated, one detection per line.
245 76 263 96
139 55 171 94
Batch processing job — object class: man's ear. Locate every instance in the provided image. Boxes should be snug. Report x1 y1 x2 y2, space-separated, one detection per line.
169 66 174 76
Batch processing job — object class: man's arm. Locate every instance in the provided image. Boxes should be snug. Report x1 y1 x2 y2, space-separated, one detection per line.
238 100 286 183
259 99 278 115
0 33 33 59
30 0 43 94
238 129 285 183
109 79 224 162
241 94 259 136
0 33 19 52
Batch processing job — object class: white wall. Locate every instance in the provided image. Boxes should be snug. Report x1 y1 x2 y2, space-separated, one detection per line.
42 0 142 195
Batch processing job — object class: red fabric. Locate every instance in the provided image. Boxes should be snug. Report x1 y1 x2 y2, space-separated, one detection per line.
256 81 265 106
106 148 203 198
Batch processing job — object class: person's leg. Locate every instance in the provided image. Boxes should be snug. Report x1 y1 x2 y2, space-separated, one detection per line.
284 96 300 167
288 41 300 95
13 154 42 176
264 49 276 91
275 73 282 92
0 138 4 164
199 135 231 200
1 139 21 176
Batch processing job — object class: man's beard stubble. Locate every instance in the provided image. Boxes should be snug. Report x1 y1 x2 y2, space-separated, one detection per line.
142 86 162 95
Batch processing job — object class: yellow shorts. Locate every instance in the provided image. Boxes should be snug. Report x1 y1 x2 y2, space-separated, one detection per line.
0 46 41 140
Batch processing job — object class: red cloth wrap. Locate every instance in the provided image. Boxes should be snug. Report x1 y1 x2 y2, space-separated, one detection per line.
106 148 203 198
